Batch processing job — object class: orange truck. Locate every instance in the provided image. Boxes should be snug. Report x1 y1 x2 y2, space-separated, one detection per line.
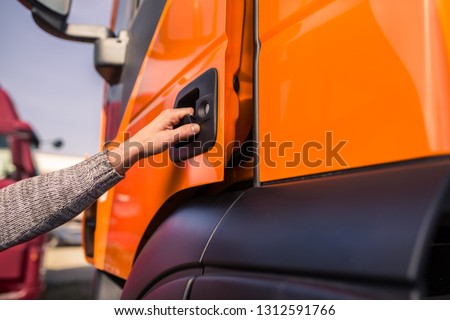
19 0 450 299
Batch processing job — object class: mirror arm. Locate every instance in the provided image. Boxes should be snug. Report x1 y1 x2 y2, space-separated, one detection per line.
30 4 127 85
65 25 115 42
32 7 114 43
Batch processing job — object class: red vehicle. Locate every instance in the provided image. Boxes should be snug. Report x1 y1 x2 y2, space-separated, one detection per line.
0 86 45 299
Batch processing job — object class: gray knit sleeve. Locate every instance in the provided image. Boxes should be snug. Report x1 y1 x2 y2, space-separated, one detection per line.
0 151 123 251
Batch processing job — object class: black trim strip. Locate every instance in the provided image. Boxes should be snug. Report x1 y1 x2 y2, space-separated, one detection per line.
252 0 261 187
261 155 450 186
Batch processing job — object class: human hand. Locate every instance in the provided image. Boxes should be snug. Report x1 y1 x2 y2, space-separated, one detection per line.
108 108 200 175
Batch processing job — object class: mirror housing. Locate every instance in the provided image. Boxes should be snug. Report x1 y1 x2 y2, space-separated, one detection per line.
18 0 70 15
18 0 127 84
94 30 129 85
34 0 71 16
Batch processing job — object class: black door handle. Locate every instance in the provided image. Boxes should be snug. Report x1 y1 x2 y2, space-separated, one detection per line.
170 68 218 163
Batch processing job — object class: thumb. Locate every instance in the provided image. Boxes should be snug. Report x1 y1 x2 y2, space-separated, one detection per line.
170 123 200 143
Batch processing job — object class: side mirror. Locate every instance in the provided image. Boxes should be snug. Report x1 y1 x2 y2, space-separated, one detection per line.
30 0 71 15
17 0 128 85
18 0 71 15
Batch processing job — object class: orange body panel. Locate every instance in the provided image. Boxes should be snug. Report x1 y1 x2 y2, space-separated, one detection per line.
93 0 251 278
89 0 450 280
258 0 450 182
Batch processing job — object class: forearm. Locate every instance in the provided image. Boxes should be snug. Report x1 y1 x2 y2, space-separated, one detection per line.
0 152 123 251
0 108 198 251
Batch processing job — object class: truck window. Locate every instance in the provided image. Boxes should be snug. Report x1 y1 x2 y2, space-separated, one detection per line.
0 135 15 179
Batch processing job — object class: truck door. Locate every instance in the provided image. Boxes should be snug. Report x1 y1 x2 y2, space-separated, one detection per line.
92 0 251 279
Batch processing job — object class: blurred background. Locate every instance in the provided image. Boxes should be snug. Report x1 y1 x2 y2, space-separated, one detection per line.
0 0 113 156
0 0 114 299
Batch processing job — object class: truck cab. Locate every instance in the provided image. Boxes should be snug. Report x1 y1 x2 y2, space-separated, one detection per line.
0 87 45 299
19 0 450 299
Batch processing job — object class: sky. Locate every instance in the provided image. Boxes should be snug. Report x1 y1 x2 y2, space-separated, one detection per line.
0 0 113 156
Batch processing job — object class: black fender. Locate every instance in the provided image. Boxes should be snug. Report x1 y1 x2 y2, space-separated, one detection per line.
122 157 450 299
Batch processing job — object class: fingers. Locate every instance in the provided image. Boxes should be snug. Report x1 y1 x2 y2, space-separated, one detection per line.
170 123 200 143
165 107 195 125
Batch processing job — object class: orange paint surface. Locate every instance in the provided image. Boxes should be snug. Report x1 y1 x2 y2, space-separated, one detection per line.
258 0 450 182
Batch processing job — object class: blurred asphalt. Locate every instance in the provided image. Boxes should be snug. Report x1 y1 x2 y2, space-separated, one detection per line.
41 246 94 300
